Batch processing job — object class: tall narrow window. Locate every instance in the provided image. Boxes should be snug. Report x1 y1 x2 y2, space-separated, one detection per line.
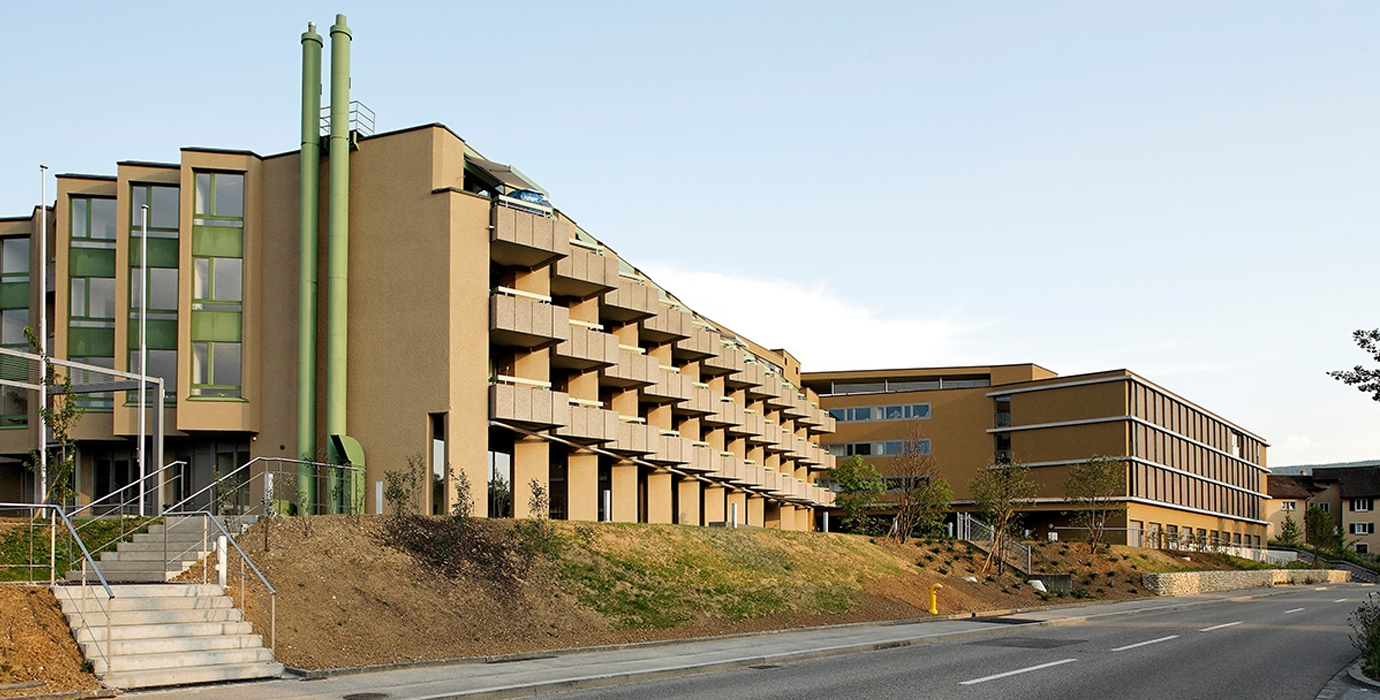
0 236 30 427
190 172 244 398
69 197 117 410
128 183 180 405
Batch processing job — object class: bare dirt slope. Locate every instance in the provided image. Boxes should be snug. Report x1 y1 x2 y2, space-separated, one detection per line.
0 586 102 698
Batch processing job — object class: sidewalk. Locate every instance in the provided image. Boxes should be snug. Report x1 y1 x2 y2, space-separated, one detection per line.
128 588 1296 700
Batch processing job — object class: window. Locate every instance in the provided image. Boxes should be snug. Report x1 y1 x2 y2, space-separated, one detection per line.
1353 498 1373 512
0 309 27 346
995 396 1011 428
191 341 241 397
0 237 29 283
1319 502 1331 513
70 197 117 241
1359 544 1370 555
194 172 244 220
69 356 115 410
130 184 180 231
192 258 241 304
70 277 116 319
1281 501 1296 511
824 440 930 458
1353 523 1375 535
827 403 930 423
129 348 177 403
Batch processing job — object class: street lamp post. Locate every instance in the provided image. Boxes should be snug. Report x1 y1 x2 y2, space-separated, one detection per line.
138 205 148 516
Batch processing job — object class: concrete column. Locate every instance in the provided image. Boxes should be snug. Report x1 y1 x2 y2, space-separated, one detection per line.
726 491 748 527
512 436 548 519
647 471 674 524
797 506 812 532
611 460 639 522
779 504 797 531
747 495 765 527
567 452 599 522
704 484 726 525
677 477 701 525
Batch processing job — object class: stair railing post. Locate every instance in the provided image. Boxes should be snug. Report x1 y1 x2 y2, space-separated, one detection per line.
271 593 276 652
240 557 246 612
48 508 56 585
202 515 208 585
162 516 168 580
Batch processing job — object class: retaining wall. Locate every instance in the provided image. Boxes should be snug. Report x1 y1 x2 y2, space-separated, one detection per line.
1141 569 1349 596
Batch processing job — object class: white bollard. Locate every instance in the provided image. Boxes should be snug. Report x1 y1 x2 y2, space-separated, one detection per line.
375 481 384 515
216 535 227 589
602 490 612 522
823 511 829 533
730 503 739 529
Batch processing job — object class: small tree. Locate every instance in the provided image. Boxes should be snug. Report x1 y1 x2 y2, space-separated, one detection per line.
830 455 885 534
1305 505 1339 551
1277 511 1302 546
23 327 85 506
1329 329 1380 401
970 458 1037 574
890 428 951 543
1064 455 1126 554
383 454 425 519
450 467 473 522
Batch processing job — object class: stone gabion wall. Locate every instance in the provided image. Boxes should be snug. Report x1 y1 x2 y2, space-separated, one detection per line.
1141 569 1350 596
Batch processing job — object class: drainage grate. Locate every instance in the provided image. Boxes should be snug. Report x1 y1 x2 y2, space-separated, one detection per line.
486 654 556 664
343 694 391 700
966 637 1083 649
975 616 1043 625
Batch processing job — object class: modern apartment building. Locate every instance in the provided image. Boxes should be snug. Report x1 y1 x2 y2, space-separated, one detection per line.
0 19 836 528
802 364 1270 546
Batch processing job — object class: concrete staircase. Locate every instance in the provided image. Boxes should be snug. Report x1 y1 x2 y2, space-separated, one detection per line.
52 583 282 689
65 515 247 583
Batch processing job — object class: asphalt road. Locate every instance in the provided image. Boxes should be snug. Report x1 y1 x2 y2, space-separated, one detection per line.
539 585 1365 700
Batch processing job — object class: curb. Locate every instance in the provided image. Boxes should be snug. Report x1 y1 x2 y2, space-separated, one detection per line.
1349 658 1380 689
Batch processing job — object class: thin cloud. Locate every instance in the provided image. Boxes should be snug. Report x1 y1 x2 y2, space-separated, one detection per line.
640 265 985 371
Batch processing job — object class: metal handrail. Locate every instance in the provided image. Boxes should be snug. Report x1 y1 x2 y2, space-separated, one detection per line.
68 460 186 520
0 503 115 675
163 510 277 650
161 456 357 517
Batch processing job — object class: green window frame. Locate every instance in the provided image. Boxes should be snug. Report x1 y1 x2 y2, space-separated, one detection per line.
193 172 244 222
129 184 180 234
69 356 115 411
0 237 30 284
70 197 118 241
191 340 240 398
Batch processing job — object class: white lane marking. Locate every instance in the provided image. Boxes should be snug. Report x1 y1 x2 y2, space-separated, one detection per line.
1111 635 1180 652
1336 599 1349 603
959 658 1079 685
1284 608 1305 614
1199 621 1242 632
1316 587 1330 591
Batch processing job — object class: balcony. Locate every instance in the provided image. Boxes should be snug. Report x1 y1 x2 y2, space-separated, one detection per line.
612 420 655 455
763 378 793 411
601 278 659 323
489 381 569 429
702 396 743 428
640 308 692 344
795 399 823 428
748 418 780 448
489 291 570 349
552 244 619 299
647 433 693 466
642 368 693 404
553 324 620 371
555 404 620 443
675 385 716 417
673 327 717 362
684 447 717 474
736 363 769 396
781 392 810 420
602 350 659 388
702 344 745 377
808 410 836 435
491 203 570 269
729 409 764 438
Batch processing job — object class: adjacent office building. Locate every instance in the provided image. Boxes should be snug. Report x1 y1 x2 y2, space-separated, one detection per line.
802 364 1270 546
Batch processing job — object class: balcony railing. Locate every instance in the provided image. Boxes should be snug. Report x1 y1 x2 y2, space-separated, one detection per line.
489 382 569 429
490 204 570 268
601 278 659 323
489 291 570 349
553 324 620 371
552 244 619 299
554 404 620 443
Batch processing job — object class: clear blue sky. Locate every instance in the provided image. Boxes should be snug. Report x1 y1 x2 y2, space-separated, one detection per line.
1 1 1376 466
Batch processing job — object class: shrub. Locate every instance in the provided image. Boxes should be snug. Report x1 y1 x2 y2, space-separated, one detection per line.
1352 593 1380 679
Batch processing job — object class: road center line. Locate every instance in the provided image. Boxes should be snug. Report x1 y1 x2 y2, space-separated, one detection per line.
1199 621 1242 632
1336 599 1349 603
959 658 1079 685
1284 608 1305 614
1111 635 1180 652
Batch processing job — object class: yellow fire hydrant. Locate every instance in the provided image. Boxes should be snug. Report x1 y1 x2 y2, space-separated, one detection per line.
929 583 943 615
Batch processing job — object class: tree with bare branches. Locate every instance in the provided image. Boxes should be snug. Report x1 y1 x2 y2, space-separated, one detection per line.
970 458 1036 574
889 428 952 543
1064 455 1126 554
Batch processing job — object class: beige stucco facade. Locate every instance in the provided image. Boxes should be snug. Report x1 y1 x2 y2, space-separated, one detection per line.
0 124 835 530
802 365 1269 546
